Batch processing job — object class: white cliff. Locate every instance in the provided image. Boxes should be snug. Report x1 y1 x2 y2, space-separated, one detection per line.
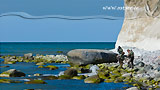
116 0 160 51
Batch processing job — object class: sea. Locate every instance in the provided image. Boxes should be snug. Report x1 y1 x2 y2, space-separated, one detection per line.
0 42 116 56
0 42 132 90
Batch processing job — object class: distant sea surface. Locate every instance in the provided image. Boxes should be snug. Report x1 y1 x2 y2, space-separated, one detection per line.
0 42 115 56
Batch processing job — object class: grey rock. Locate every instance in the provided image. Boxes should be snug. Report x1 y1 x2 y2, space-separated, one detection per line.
0 66 10 68
84 75 103 83
155 66 160 71
58 71 64 76
154 72 160 79
136 62 145 67
3 57 16 64
144 65 154 71
133 68 139 72
81 68 91 73
137 68 146 74
122 73 132 77
4 58 11 64
67 49 117 65
24 53 33 59
0 69 25 77
147 70 155 78
90 65 99 73
36 62 45 66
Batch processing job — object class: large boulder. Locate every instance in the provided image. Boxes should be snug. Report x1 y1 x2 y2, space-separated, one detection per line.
67 49 117 65
0 69 25 77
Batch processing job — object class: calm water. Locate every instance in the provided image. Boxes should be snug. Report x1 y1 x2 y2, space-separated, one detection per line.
0 61 132 90
0 42 115 56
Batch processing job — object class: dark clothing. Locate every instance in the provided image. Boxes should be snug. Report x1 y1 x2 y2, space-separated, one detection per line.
128 50 134 68
128 57 134 68
117 48 123 54
117 54 125 68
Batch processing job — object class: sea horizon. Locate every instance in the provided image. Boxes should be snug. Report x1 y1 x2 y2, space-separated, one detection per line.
0 42 116 56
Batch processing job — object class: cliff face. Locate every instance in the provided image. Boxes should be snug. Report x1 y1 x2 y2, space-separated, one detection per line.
116 0 160 51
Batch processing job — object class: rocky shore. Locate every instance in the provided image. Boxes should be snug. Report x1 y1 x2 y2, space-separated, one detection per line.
0 48 160 90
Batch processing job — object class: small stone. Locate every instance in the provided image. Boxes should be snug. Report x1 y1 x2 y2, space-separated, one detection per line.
136 62 145 67
0 79 21 83
36 62 45 66
25 80 46 84
104 79 114 83
45 65 58 70
72 75 86 80
137 68 146 74
34 73 42 76
126 87 138 90
84 75 103 83
122 73 132 77
0 66 10 68
41 76 58 80
24 53 33 59
38 65 44 68
144 65 153 71
58 75 72 79
64 69 77 77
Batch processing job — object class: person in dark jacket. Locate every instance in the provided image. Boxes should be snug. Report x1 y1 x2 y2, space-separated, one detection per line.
127 49 134 68
117 46 123 54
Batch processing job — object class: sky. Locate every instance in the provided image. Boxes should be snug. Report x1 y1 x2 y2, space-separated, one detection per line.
0 0 124 17
0 0 124 42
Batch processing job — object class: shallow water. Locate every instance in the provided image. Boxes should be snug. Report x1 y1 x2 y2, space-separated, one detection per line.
0 58 132 90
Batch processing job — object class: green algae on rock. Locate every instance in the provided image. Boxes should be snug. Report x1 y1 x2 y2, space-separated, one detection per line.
45 65 58 70
64 69 77 77
98 70 110 79
58 75 72 79
41 76 58 80
84 75 103 83
104 79 114 83
0 79 21 83
38 65 44 68
25 80 46 84
36 62 45 66
72 75 86 80
0 69 25 77
2 54 69 64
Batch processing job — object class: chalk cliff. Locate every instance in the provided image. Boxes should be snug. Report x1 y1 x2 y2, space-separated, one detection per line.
116 0 160 51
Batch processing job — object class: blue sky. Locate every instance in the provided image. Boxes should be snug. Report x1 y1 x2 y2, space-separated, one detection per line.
0 16 123 42
0 0 124 17
0 0 124 42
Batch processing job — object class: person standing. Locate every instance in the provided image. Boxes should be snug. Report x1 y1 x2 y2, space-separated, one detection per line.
117 46 125 68
127 49 134 68
117 52 125 68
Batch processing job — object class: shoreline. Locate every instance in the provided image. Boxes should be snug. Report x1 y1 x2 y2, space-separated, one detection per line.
0 48 160 90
